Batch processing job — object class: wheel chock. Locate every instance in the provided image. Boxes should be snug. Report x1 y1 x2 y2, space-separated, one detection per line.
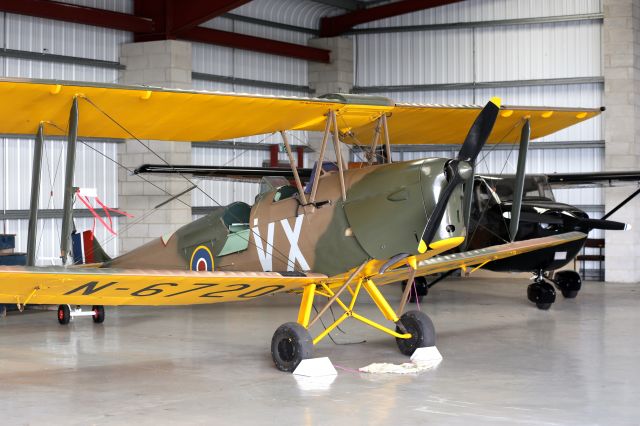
292 357 337 377
410 346 443 367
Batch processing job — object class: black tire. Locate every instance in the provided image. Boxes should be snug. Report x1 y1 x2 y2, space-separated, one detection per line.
92 305 105 324
554 270 582 299
271 322 313 372
561 289 579 299
527 282 556 308
395 310 436 356
57 305 71 325
536 302 552 310
411 295 424 304
401 277 429 303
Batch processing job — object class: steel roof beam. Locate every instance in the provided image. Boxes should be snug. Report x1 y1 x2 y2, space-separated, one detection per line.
0 0 154 32
180 27 331 63
134 0 253 38
133 0 330 63
309 0 361 11
319 0 463 37
169 0 253 35
0 0 331 63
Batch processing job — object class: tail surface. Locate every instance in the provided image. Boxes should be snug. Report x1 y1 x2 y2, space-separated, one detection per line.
72 230 111 265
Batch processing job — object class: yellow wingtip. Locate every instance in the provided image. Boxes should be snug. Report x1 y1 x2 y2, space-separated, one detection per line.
418 240 428 254
490 96 502 108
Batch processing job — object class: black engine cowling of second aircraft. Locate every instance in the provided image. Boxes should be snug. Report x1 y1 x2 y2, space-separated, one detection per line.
466 200 589 273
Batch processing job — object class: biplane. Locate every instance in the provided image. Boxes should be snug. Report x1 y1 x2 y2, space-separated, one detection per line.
0 78 599 371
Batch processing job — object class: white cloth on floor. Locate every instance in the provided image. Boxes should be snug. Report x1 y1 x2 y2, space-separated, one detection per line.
359 347 443 374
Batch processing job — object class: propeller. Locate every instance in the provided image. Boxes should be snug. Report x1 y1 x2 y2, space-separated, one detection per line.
418 97 501 253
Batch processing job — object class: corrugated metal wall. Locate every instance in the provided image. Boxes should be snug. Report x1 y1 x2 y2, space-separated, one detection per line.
0 2 130 264
0 0 605 266
356 0 604 213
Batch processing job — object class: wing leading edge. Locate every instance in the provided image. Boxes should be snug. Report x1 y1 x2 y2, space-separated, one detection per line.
367 232 587 287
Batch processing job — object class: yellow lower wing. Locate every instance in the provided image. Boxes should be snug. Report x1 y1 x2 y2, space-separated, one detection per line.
0 267 326 306
369 232 587 287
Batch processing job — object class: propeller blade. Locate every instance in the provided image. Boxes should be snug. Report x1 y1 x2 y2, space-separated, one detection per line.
508 119 531 241
457 97 501 164
418 98 502 253
577 218 629 231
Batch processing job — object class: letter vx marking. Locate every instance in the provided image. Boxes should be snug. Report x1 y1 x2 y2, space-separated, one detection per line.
280 215 309 271
252 222 274 271
252 215 309 272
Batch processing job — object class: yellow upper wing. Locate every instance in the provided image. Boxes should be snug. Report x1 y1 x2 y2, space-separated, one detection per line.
0 267 326 306
342 104 601 145
0 78 600 144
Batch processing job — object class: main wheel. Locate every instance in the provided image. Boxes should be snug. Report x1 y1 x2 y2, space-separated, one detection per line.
271 322 313 372
527 282 556 310
57 305 71 325
92 305 105 324
554 270 582 299
395 310 436 356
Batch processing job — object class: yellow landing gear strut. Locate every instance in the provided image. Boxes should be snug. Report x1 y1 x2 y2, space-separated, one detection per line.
298 280 411 344
270 270 436 372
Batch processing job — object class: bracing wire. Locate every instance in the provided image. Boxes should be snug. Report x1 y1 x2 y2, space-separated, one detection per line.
311 303 366 346
76 97 300 272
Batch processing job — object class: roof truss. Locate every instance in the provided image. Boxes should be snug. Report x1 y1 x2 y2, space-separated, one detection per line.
0 0 331 63
320 0 464 37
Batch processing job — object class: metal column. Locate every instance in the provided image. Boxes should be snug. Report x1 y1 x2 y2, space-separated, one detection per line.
60 98 78 264
26 122 44 266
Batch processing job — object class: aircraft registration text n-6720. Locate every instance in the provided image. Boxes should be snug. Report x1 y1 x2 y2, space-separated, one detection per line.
63 281 286 300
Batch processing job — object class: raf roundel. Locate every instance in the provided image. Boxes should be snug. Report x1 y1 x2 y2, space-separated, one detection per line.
190 245 214 272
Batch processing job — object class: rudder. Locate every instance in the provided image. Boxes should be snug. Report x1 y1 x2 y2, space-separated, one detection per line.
71 230 112 265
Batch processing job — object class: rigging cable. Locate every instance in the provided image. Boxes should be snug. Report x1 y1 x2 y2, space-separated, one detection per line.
77 97 302 272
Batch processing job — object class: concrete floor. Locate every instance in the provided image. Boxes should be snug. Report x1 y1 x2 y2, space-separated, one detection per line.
1 278 639 425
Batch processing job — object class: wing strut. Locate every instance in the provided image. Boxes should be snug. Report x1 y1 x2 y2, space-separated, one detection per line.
26 122 45 266
308 116 331 204
306 111 348 203
509 118 531 241
60 97 79 265
280 131 308 205
367 116 382 165
381 113 392 164
366 113 393 165
330 110 347 201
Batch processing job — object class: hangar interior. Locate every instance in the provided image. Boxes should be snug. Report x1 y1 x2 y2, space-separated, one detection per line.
0 0 639 424
0 0 610 271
